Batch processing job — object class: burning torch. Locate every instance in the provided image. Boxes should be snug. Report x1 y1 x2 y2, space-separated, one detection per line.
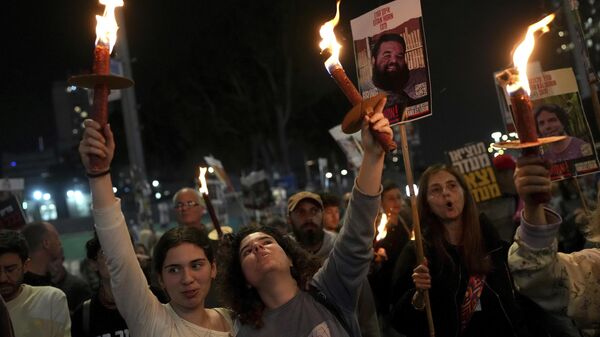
198 167 233 240
318 1 396 152
373 213 389 265
493 14 564 202
68 0 133 170
375 213 388 242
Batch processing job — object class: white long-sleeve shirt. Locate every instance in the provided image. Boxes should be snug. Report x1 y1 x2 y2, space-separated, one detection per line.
94 199 232 337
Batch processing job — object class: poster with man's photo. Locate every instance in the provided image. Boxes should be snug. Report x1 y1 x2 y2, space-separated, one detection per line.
497 68 599 180
350 0 432 126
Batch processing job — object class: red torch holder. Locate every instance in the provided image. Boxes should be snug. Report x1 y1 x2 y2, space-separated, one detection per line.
68 53 133 170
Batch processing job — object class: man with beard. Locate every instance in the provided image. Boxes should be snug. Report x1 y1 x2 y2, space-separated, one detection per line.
287 191 381 337
371 33 427 110
0 229 70 337
287 192 330 257
534 104 593 163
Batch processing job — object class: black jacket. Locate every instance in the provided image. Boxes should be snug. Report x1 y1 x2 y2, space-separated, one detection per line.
370 217 412 314
390 215 550 337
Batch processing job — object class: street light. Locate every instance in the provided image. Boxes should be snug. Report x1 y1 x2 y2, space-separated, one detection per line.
491 131 502 142
33 191 42 200
340 169 348 176
325 172 333 179
152 180 159 187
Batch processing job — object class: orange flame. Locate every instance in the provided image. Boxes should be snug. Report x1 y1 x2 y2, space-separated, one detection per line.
95 0 124 52
198 167 209 195
507 14 555 94
318 0 342 72
375 213 388 241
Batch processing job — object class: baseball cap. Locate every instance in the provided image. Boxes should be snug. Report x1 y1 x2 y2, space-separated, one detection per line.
287 191 323 213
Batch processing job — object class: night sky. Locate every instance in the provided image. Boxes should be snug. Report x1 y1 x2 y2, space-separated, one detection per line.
3 0 563 182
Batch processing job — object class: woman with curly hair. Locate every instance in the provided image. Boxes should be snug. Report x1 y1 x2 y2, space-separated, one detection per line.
218 98 391 337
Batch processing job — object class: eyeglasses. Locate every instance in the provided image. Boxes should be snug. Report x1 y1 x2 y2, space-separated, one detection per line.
0 264 23 280
428 181 460 198
292 207 322 218
174 201 200 210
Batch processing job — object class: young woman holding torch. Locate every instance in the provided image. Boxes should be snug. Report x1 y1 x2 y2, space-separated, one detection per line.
217 98 391 337
390 164 552 337
78 120 232 336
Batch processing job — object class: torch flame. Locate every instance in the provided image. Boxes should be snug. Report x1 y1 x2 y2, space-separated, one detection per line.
507 14 555 94
318 0 342 72
198 167 209 195
95 0 124 52
375 213 388 242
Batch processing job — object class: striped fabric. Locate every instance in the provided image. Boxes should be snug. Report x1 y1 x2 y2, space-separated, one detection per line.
459 275 486 335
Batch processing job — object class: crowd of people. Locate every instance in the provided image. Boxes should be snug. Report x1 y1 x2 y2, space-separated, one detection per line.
1 94 599 337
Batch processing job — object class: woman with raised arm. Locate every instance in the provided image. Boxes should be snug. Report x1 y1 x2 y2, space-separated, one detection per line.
79 120 232 336
217 97 391 337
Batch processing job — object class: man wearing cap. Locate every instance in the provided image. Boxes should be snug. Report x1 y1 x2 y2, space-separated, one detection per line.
287 192 334 257
287 191 381 337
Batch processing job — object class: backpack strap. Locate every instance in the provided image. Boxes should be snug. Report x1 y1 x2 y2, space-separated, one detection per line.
82 299 91 337
308 285 351 336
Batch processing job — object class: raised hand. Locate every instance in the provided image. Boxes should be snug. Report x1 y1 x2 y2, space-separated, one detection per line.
78 119 115 174
514 156 552 225
361 96 391 157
